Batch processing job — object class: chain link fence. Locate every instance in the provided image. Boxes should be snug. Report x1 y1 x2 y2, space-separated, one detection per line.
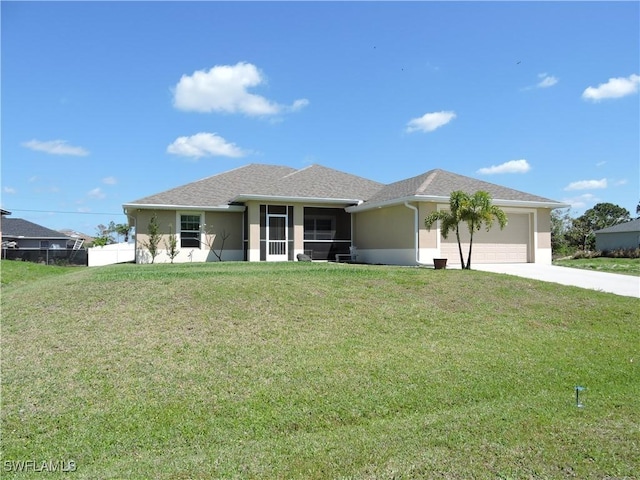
1 248 88 266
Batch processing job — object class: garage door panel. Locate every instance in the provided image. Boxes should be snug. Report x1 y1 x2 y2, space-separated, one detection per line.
440 213 530 263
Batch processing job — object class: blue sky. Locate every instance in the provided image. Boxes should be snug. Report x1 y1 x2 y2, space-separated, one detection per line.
2 1 639 235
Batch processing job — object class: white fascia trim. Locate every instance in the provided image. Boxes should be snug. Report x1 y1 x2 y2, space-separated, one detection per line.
346 196 431 213
123 203 245 213
348 195 569 212
491 199 570 209
230 194 363 206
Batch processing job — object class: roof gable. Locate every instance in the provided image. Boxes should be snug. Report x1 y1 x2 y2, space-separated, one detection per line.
2 218 71 239
364 169 560 205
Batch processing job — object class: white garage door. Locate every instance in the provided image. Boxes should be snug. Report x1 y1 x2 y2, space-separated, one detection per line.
440 213 530 264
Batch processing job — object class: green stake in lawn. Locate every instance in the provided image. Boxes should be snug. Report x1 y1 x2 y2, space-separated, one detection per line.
575 386 586 408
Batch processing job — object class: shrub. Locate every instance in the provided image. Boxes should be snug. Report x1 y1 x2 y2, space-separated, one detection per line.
602 248 640 259
572 250 602 259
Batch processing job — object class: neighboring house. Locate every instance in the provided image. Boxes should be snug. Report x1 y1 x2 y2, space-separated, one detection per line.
1 218 71 250
595 219 640 252
0 209 11 241
123 163 568 266
58 229 94 249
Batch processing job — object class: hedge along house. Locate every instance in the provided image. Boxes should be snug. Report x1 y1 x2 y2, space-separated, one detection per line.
123 163 567 265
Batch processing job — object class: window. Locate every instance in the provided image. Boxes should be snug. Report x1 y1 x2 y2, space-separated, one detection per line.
180 214 201 248
304 215 335 240
40 241 50 249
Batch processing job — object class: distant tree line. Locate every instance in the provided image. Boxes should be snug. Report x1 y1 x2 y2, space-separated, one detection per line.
551 201 637 257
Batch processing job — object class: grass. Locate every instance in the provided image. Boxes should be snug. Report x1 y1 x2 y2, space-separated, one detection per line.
0 259 81 288
2 261 639 479
553 257 640 276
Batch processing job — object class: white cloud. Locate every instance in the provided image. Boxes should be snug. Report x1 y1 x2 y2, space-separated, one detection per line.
77 207 91 213
582 74 640 101
173 62 308 116
3 186 16 194
537 73 558 88
614 179 628 186
87 187 106 199
596 161 607 167
290 98 310 112
22 139 89 156
167 132 247 159
563 178 608 191
406 111 456 133
561 193 598 209
477 159 531 175
102 176 117 185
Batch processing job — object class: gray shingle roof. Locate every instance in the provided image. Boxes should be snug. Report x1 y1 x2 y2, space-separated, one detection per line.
128 164 296 207
595 218 640 234
1 218 71 239
127 163 384 207
365 169 559 204
125 164 563 210
234 164 384 201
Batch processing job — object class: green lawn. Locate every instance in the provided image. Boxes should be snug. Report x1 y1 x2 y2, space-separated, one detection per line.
553 257 640 276
1 259 81 288
2 262 638 479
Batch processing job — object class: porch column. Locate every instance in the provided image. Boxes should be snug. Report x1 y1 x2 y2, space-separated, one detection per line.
294 204 304 259
246 202 261 261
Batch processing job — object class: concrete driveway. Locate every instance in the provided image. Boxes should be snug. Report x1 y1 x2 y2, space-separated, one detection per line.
473 264 640 298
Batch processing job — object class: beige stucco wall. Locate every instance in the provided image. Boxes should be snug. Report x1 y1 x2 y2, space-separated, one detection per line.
203 211 244 250
132 208 243 263
134 209 176 246
353 204 414 249
536 208 551 249
418 202 438 249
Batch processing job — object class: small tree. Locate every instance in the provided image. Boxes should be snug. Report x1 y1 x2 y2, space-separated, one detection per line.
164 224 179 263
461 191 508 270
141 213 161 264
551 208 573 257
424 190 469 268
201 226 230 262
425 190 507 270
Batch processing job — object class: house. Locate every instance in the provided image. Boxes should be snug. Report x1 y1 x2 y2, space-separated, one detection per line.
1 217 72 250
58 229 94 249
595 218 640 252
123 164 568 266
0 209 10 241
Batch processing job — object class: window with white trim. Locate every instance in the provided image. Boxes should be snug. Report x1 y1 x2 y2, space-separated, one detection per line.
180 214 201 248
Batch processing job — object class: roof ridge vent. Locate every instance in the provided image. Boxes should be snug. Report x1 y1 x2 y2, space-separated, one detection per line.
416 169 439 194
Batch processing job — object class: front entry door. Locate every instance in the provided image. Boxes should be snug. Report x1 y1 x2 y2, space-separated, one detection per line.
267 214 288 261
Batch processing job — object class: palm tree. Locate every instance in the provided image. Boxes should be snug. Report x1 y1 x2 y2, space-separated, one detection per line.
462 191 508 270
424 190 470 268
